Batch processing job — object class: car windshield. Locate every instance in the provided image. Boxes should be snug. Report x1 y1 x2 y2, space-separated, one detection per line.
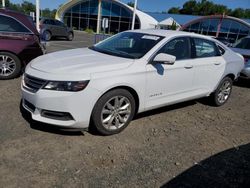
233 37 250 50
90 32 164 59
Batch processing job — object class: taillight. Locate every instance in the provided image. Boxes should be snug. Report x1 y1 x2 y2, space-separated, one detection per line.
243 56 249 64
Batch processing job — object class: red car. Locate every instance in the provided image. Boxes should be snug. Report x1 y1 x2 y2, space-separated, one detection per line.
0 8 45 80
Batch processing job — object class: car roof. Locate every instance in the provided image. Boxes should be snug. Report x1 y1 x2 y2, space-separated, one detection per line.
129 29 215 40
0 8 39 34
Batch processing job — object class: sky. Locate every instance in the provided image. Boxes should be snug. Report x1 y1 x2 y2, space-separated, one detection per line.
9 0 250 11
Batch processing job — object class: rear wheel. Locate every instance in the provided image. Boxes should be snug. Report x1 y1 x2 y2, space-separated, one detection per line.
91 89 136 135
210 77 233 106
0 52 21 80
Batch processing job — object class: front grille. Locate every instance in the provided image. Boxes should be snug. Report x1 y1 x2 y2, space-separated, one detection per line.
23 74 47 93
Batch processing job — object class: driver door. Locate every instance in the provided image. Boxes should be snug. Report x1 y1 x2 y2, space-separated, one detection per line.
145 37 195 110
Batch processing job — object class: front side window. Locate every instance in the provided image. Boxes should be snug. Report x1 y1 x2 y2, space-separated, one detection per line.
0 15 30 33
194 38 219 58
91 32 164 59
157 37 191 60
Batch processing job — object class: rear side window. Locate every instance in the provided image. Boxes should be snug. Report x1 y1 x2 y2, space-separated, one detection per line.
43 19 50 24
55 20 64 27
194 38 220 58
43 19 56 25
0 15 30 33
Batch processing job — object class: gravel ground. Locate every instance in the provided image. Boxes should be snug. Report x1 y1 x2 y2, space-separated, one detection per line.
0 32 250 188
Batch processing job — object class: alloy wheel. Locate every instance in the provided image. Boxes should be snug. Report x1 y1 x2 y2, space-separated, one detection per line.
0 55 16 77
101 96 131 130
217 80 232 104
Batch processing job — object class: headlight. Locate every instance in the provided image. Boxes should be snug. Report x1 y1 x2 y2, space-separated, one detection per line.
43 80 89 92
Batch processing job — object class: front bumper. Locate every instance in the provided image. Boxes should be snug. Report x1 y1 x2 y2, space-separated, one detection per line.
21 82 101 129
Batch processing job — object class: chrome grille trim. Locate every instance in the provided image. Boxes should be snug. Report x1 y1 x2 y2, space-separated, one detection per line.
23 74 47 93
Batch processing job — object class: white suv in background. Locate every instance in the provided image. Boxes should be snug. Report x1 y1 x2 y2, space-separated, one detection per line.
21 30 244 135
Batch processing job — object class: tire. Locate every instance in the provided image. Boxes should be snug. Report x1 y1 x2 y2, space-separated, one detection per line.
91 89 136 135
67 32 74 41
43 30 52 41
0 52 21 80
210 77 233 106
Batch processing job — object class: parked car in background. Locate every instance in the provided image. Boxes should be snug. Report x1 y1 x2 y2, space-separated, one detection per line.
40 18 74 41
231 36 250 79
214 37 234 47
21 30 244 135
0 8 45 80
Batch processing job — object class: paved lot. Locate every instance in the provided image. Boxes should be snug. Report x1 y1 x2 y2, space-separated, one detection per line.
46 31 94 52
0 31 250 187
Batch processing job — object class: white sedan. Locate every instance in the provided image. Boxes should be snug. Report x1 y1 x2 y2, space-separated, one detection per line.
21 30 244 135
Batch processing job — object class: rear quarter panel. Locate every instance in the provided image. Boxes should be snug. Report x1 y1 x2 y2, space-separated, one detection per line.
222 49 244 79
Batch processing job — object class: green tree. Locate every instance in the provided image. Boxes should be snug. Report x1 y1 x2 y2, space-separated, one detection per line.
170 21 177 30
180 0 197 15
231 8 245 18
21 1 36 14
168 7 180 14
127 2 135 8
167 0 249 18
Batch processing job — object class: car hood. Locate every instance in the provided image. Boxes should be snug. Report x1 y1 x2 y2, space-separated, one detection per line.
30 48 134 75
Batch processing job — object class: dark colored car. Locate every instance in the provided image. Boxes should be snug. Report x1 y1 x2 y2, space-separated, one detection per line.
40 18 74 41
0 8 45 80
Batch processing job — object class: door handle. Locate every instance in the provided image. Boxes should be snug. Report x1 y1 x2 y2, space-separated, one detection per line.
214 62 221 65
184 65 193 69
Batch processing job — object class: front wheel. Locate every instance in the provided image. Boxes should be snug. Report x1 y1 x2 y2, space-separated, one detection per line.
0 52 21 80
91 89 136 135
210 77 233 106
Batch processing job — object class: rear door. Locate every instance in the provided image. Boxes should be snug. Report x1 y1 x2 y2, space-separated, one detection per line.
191 37 226 94
0 14 34 49
43 19 57 36
55 20 68 37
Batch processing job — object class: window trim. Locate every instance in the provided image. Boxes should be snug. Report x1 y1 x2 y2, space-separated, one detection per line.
0 13 34 34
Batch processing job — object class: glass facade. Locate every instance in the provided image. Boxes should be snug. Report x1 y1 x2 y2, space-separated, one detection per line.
63 0 140 33
183 18 250 43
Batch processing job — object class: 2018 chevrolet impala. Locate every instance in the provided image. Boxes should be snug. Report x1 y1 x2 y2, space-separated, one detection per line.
21 30 244 135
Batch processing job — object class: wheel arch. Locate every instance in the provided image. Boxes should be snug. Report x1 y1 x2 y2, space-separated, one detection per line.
0 50 23 66
95 85 140 115
225 73 235 81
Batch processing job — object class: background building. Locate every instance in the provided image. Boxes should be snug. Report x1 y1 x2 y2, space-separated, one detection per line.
56 0 157 34
180 15 250 43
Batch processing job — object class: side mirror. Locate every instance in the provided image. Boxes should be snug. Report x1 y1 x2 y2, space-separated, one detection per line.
153 53 176 65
